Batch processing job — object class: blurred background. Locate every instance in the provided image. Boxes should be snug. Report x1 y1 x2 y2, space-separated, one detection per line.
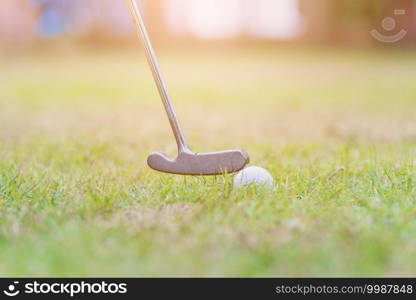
1 0 415 149
1 0 415 48
0 0 416 277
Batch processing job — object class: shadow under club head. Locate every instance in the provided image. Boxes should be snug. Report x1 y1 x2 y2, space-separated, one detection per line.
147 149 249 175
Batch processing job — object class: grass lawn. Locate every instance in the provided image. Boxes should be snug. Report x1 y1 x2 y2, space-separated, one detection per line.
0 44 415 276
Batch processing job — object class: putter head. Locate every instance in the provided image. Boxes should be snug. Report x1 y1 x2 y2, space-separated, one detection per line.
147 149 249 175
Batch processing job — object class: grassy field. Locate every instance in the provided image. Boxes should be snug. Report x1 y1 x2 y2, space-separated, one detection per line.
0 44 415 276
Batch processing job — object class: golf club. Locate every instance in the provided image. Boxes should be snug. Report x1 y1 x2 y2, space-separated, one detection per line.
127 0 249 175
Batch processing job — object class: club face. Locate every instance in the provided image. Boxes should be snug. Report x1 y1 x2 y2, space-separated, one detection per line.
147 149 249 175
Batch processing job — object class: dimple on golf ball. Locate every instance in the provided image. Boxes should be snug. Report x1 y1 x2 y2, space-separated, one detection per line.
233 166 274 189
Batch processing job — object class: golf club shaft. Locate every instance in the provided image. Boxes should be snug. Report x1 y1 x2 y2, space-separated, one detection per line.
127 0 188 151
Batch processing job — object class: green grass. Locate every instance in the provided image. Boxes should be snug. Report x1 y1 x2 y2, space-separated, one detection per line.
0 44 415 276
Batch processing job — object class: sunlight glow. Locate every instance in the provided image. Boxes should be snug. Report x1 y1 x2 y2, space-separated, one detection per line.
166 0 300 39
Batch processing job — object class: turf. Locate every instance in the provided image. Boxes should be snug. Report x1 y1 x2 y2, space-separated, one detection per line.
0 45 415 276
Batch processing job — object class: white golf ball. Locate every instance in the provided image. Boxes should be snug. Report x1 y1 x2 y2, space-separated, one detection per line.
233 166 274 189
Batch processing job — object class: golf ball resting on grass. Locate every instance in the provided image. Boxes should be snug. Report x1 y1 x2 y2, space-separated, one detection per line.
233 166 274 189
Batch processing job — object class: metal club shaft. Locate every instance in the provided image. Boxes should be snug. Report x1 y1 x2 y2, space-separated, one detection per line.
127 0 188 151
